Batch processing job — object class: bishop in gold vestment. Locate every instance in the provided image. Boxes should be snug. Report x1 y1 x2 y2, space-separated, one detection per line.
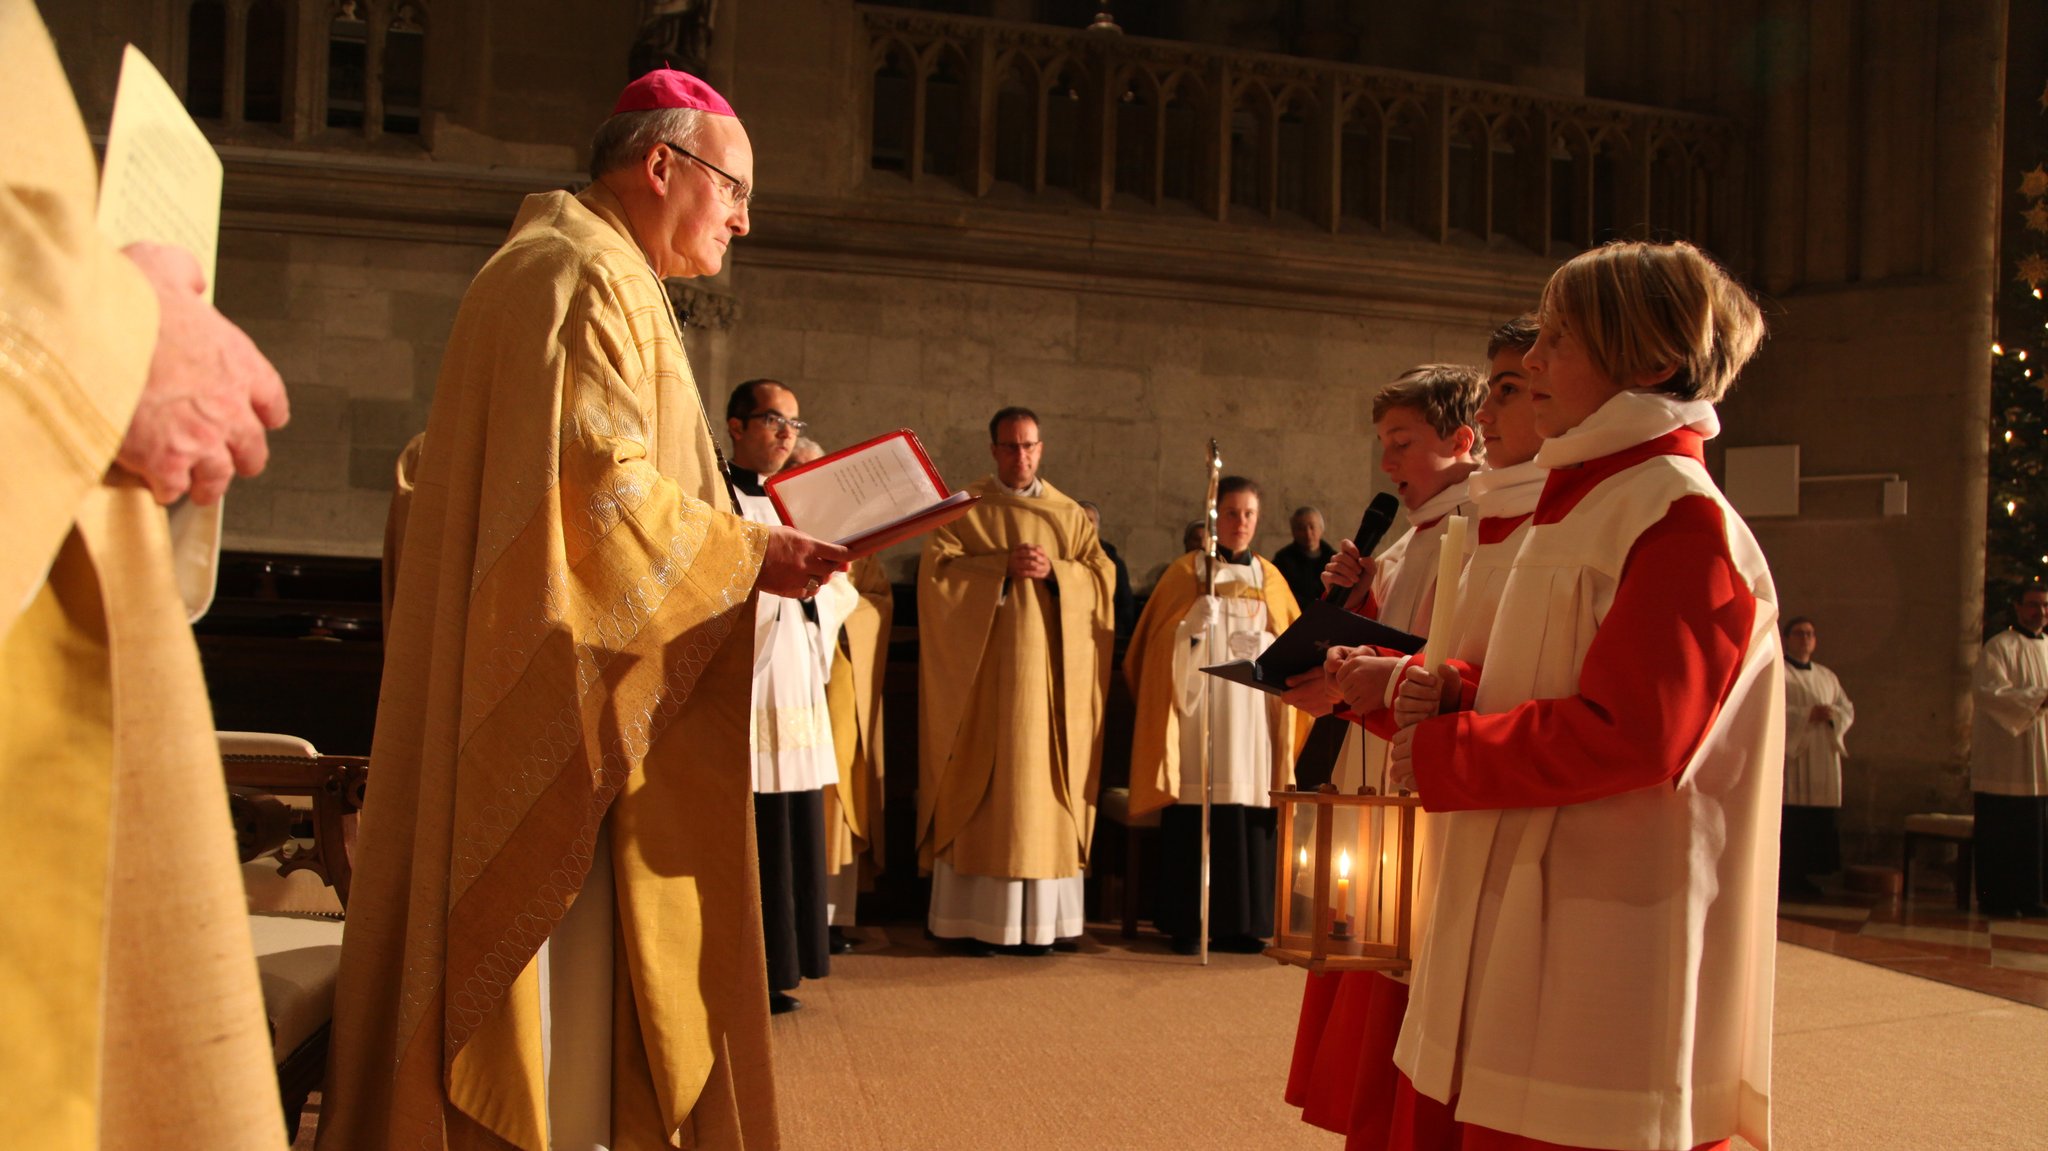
321 71 844 1151
2 9 286 1148
918 408 1115 951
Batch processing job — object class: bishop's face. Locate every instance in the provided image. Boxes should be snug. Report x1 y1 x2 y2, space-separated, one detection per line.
650 115 754 279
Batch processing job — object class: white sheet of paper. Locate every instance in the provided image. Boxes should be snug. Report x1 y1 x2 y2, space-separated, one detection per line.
97 45 224 301
774 434 944 542
98 45 226 621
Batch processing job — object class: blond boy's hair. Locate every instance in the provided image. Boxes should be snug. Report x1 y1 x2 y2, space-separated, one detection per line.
1537 240 1764 404
1371 364 1487 440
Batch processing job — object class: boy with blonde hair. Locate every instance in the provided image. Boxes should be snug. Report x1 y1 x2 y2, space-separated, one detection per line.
1389 240 1777 1151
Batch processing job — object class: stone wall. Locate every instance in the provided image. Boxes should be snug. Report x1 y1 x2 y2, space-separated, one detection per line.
725 263 1505 585
40 0 2015 874
210 227 491 556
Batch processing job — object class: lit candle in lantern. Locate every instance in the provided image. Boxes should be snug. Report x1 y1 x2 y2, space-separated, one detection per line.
1333 848 1353 940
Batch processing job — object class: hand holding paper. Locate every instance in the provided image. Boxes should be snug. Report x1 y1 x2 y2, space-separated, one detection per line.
118 242 288 506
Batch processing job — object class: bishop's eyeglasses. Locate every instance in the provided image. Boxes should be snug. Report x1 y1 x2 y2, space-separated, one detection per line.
661 142 754 209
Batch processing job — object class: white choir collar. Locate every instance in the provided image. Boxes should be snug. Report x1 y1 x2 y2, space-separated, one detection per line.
1002 477 1045 498
1535 391 1719 470
1466 460 1546 521
1404 481 1469 529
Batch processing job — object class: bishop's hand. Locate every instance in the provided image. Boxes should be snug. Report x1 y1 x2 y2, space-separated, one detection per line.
117 242 290 506
757 525 850 599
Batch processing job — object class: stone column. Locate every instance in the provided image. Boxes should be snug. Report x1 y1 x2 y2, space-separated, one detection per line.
224 0 250 127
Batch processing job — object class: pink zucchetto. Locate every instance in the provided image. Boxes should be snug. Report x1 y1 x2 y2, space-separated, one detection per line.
611 67 736 118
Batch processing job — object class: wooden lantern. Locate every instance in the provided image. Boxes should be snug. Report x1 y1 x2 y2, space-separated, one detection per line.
1266 782 1422 973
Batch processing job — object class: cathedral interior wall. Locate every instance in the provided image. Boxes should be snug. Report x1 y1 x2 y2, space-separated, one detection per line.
41 0 2010 872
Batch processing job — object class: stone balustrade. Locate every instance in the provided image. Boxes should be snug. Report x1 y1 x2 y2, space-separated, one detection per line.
861 4 1740 260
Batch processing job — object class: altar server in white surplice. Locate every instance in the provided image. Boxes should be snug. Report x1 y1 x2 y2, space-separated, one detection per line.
1390 241 1779 1151
1779 615 1854 900
1125 475 1303 955
1284 319 1544 1142
1972 585 2048 918
726 377 856 1014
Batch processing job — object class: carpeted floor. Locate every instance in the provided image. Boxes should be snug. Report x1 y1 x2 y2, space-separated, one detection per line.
289 924 2048 1149
767 926 2048 1151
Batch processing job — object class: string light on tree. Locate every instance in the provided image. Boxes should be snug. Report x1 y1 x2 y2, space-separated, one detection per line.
1994 141 2048 601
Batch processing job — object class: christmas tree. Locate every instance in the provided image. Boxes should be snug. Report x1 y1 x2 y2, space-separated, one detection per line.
1988 128 2048 628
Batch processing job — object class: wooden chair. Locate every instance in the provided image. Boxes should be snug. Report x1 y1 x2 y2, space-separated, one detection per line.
222 732 368 1139
1096 785 1161 939
1900 812 1975 911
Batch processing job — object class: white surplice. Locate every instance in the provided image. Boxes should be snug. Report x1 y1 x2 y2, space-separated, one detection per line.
1972 629 2048 797
1171 558 1276 808
734 487 852 794
1783 661 1853 807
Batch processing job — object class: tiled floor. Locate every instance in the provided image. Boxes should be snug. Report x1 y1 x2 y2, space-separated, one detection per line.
1776 882 2048 1009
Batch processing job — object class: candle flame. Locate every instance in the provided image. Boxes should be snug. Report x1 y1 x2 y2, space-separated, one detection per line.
1297 846 1309 868
1337 849 1352 879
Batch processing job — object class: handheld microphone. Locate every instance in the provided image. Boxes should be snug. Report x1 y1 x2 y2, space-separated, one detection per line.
1322 492 1401 605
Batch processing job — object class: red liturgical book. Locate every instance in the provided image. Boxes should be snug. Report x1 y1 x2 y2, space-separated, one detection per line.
766 429 979 558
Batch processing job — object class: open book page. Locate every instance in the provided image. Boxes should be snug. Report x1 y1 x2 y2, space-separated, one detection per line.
98 45 226 621
771 430 944 541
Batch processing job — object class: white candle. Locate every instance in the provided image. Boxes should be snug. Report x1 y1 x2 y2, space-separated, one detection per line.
1335 848 1352 925
1419 514 1468 669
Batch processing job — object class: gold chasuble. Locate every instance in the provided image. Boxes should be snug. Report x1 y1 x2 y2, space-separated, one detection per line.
319 185 775 1151
0 8 285 1149
1124 551 1304 818
824 556 893 882
917 477 1115 880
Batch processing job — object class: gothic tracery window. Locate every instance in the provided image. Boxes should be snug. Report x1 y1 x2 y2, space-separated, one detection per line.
185 0 228 120
384 3 426 135
243 0 289 124
326 3 369 129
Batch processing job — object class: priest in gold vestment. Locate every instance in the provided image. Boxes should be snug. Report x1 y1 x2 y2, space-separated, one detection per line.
823 554 893 949
3 9 293 1148
918 407 1115 954
319 70 846 1151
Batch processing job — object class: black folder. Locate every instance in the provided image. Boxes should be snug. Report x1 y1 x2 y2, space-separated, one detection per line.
1200 600 1425 697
